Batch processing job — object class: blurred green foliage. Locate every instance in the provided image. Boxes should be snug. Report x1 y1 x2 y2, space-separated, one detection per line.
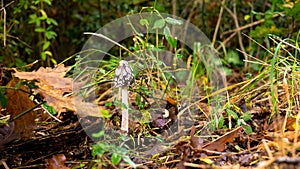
0 0 299 68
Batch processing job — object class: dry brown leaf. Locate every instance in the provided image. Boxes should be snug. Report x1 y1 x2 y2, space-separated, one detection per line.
74 97 106 117
35 84 105 116
14 64 72 92
202 126 243 152
35 86 75 113
0 122 16 148
14 64 74 113
283 131 300 142
190 125 203 149
6 78 36 139
46 154 70 169
13 64 106 116
267 116 296 131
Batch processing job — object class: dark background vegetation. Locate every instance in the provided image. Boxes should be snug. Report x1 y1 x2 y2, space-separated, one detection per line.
0 0 299 68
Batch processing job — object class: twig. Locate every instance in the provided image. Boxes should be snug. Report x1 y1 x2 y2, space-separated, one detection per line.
0 1 15 47
180 2 197 51
220 13 281 37
216 31 237 52
212 0 226 47
35 100 62 122
217 13 281 52
2 0 6 47
0 1 15 11
84 32 138 58
224 1 248 68
0 160 9 169
9 101 45 122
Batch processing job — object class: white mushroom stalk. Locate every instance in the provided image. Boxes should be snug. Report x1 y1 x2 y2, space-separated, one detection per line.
114 60 134 133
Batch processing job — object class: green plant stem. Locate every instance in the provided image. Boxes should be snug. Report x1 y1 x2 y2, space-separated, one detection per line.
9 101 45 122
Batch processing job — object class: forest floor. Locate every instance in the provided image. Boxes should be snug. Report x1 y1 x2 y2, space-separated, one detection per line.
1 61 300 169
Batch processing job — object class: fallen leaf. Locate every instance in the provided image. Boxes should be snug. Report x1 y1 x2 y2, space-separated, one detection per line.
14 64 74 113
14 64 72 92
74 97 106 117
202 126 243 152
35 86 75 113
190 125 203 149
13 65 108 117
46 154 70 169
283 131 300 142
0 122 16 148
5 78 36 139
268 116 297 131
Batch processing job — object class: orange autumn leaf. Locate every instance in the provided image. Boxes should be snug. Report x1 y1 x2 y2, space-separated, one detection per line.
5 78 36 139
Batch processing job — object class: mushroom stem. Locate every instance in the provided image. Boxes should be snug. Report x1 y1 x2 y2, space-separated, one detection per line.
120 86 129 132
114 60 134 133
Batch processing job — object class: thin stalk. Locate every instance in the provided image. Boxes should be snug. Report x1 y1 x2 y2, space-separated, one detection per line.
121 86 129 132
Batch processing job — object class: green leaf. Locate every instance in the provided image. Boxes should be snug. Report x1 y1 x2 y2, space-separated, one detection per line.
222 67 233 75
165 17 183 25
46 18 58 26
92 142 110 156
14 81 25 89
152 18 165 29
164 26 177 48
243 125 253 134
242 111 252 121
92 130 104 138
136 94 144 109
244 15 250 21
227 50 242 66
43 0 52 5
51 58 57 65
218 115 224 129
39 9 48 18
45 31 57 39
0 91 8 108
41 52 47 61
122 155 136 168
100 109 111 118
111 153 121 165
29 14 40 26
42 102 57 115
42 41 51 51
226 109 239 120
35 27 45 33
237 119 242 126
139 19 149 26
176 53 183 59
163 25 171 36
105 102 113 107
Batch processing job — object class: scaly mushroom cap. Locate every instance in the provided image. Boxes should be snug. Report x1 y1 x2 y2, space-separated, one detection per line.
114 60 135 88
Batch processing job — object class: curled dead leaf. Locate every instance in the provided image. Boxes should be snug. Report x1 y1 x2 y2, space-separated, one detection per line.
202 126 243 152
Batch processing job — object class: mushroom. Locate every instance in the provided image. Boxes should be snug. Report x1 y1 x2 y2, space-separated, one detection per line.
114 60 135 133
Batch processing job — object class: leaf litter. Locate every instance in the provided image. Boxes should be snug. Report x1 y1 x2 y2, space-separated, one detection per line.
1 51 300 168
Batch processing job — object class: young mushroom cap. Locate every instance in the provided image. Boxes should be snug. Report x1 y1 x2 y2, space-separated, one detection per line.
114 60 135 88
